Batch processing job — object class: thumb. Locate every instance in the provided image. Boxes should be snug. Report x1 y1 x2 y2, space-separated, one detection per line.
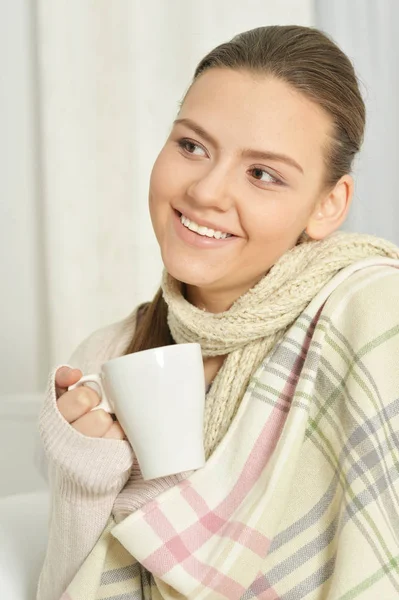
55 366 83 395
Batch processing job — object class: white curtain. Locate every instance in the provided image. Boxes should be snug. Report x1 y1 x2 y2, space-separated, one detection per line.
34 0 314 376
316 0 399 245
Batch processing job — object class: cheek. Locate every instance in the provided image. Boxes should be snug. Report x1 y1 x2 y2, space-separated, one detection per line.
149 147 183 241
149 146 181 201
149 152 166 200
149 153 169 221
241 196 308 242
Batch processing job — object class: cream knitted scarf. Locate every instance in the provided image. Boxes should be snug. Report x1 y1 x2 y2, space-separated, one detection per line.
161 230 399 459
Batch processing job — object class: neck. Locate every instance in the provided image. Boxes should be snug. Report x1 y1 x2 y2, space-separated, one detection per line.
185 286 230 313
184 276 263 314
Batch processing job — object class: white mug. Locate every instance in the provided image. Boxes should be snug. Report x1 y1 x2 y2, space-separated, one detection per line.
68 343 206 480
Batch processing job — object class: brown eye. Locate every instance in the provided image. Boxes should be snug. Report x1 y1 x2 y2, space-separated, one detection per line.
177 138 207 156
249 167 282 185
184 141 197 153
252 168 265 180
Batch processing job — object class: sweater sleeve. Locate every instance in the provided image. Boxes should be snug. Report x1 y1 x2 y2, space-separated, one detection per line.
36 309 140 600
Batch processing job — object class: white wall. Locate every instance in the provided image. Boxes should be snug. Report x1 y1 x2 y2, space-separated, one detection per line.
0 0 48 396
316 0 399 245
0 0 48 496
0 395 47 496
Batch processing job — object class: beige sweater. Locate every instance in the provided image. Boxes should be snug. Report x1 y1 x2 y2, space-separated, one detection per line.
36 305 187 600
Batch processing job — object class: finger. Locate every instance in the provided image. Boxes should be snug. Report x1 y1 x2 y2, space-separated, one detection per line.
102 421 126 440
55 367 83 398
70 409 114 438
57 386 101 423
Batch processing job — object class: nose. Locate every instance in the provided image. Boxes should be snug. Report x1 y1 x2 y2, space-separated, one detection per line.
186 163 234 211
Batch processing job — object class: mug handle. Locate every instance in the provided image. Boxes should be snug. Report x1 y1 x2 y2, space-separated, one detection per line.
68 374 114 413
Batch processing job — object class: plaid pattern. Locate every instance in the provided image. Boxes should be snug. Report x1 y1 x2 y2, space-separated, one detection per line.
63 259 399 599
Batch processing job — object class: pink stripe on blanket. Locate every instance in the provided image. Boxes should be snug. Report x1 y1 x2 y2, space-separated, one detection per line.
182 484 270 555
59 592 73 600
141 399 287 583
140 540 246 598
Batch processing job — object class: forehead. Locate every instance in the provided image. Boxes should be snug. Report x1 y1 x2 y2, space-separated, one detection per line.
179 69 332 175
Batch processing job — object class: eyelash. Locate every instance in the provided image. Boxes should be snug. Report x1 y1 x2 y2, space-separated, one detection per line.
177 138 205 156
176 137 284 186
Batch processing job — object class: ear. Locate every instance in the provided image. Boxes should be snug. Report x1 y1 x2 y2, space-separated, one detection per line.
305 174 354 240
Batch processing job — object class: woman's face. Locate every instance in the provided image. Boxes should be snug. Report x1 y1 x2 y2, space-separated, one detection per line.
149 69 345 308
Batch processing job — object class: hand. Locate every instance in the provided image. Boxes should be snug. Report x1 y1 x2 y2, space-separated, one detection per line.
55 366 126 440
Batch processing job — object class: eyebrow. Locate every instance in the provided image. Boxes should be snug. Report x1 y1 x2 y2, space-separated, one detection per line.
173 117 304 175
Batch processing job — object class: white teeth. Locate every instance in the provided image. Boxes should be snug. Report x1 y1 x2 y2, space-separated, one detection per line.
188 222 199 233
179 213 232 239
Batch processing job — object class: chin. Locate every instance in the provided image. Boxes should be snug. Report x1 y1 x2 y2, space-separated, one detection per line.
161 250 223 288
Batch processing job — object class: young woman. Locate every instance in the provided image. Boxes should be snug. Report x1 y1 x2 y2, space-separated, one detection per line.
37 25 399 600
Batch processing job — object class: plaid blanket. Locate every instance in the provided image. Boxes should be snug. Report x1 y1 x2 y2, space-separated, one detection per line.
62 257 399 599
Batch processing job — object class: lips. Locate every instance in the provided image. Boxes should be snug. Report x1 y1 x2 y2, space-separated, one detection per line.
172 208 238 248
175 209 235 237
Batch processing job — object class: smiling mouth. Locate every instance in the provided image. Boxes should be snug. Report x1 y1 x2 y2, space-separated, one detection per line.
175 210 235 240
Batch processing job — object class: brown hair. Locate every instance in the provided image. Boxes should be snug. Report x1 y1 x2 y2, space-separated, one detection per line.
123 25 366 356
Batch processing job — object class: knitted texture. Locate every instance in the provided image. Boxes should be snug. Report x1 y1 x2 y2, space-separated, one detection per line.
161 230 399 458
